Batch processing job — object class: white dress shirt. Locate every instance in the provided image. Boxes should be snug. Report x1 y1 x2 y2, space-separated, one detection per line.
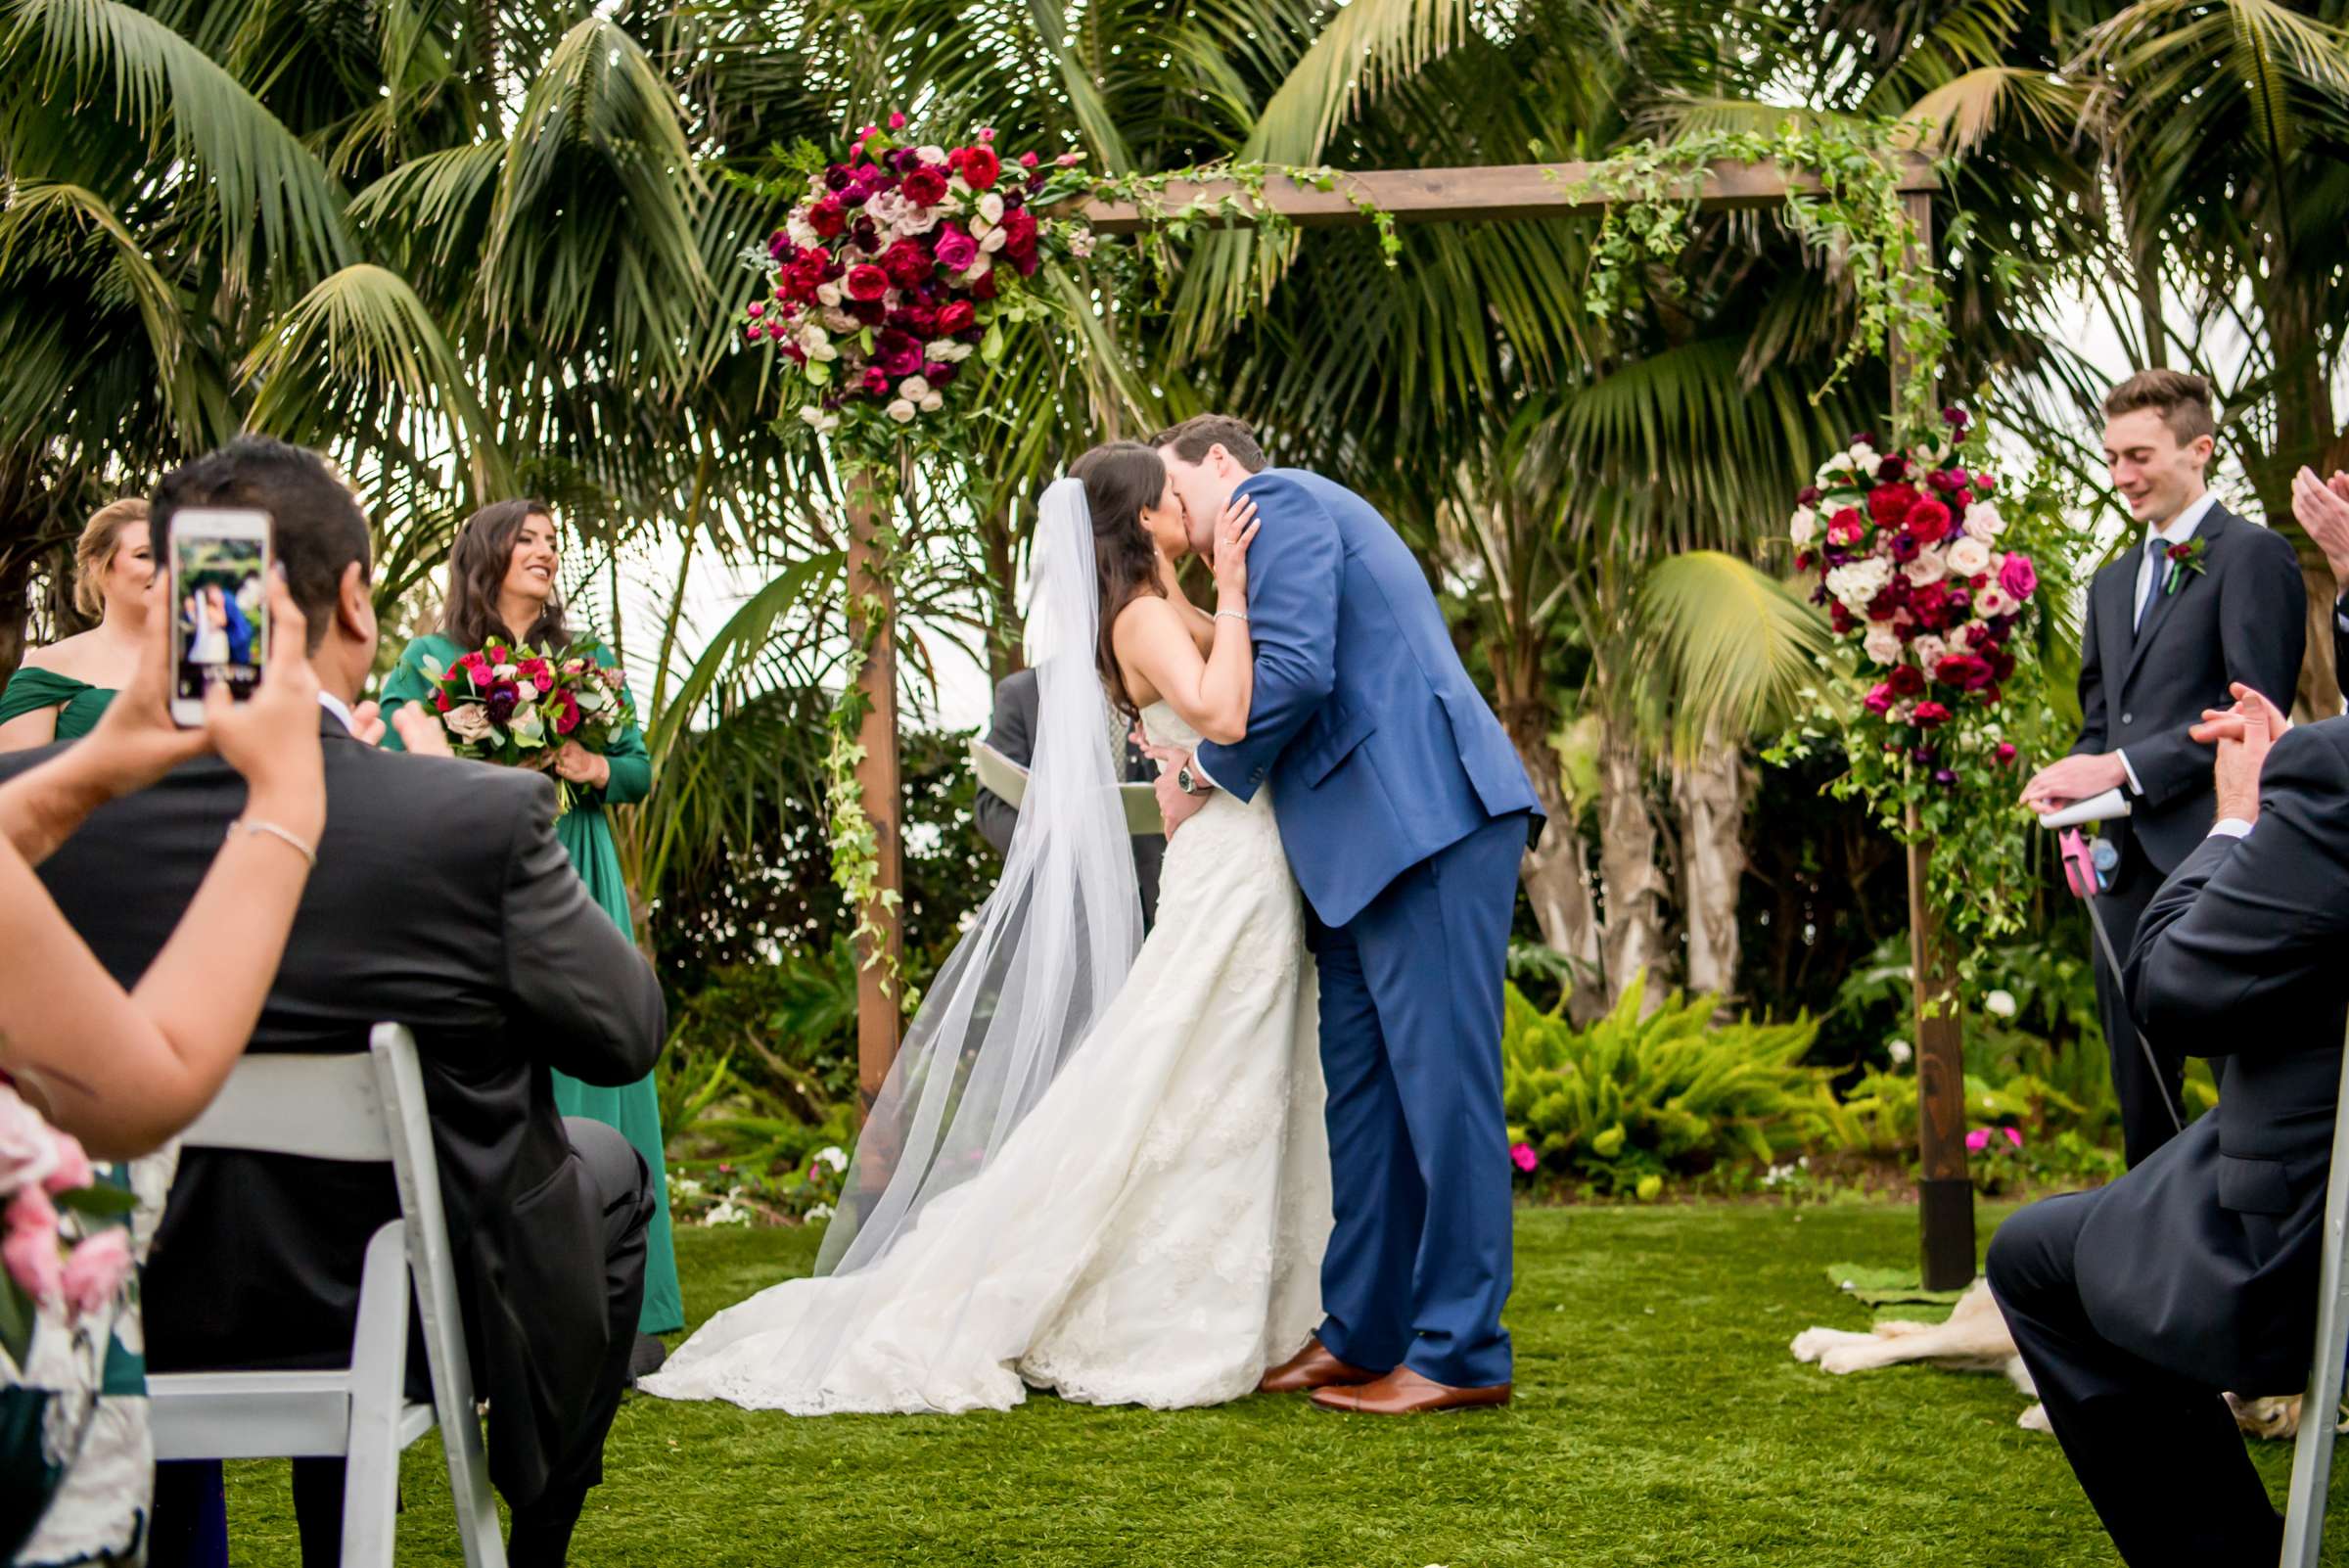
318 690 357 735
2116 490 2221 796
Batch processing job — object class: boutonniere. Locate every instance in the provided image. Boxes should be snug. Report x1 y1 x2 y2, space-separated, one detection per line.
2163 536 2210 595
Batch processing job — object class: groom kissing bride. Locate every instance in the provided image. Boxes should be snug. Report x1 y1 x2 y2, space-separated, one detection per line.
641 415 1542 1417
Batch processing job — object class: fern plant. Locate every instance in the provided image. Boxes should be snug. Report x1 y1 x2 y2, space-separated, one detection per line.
1502 974 1828 1197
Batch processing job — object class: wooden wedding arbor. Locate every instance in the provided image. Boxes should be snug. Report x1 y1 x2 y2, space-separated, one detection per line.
843 153 1978 1288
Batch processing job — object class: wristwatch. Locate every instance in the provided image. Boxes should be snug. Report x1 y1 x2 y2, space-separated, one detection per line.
1176 764 1201 796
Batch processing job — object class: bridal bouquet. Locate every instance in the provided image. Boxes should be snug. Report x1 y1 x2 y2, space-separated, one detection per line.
2 1079 135 1369
1771 406 2082 953
744 114 1098 463
421 638 635 813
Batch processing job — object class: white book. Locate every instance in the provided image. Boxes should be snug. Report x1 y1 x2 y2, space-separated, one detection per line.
970 738 1166 836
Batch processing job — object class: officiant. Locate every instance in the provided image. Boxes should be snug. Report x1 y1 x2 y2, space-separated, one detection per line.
976 667 1165 929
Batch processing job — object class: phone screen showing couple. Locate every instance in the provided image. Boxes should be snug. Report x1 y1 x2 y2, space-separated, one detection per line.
172 533 268 703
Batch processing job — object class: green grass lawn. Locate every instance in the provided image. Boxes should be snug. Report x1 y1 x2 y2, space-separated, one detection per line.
223 1201 2349 1565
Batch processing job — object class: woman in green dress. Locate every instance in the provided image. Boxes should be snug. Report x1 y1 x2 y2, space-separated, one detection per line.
377 499 682 1349
0 499 156 748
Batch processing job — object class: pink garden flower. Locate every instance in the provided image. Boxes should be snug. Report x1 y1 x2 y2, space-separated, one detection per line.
1509 1143 1539 1174
1963 1127 2024 1153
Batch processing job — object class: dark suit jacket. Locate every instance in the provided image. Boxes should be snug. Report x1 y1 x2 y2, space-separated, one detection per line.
2116 719 2349 1393
2072 501 2305 875
974 668 1165 927
0 713 665 1505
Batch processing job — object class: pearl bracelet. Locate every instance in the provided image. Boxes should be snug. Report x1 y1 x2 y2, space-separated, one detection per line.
226 817 318 868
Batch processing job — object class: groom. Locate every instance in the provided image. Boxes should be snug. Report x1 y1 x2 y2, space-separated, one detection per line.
1146 415 1542 1413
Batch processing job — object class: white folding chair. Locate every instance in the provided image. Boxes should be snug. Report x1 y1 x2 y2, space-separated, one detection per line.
2280 1024 2349 1566
148 1024 507 1568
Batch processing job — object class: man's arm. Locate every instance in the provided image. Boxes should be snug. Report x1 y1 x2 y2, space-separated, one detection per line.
2112 530 2307 810
2129 723 2349 1054
498 772 666 1085
973 671 1034 857
1190 475 1341 804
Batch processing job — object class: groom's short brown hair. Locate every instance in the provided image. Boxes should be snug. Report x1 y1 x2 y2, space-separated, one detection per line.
2103 370 2216 447
1151 414 1267 474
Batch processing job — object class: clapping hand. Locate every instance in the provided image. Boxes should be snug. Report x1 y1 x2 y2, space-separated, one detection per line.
2294 467 2349 584
2189 682 2286 827
390 704 456 758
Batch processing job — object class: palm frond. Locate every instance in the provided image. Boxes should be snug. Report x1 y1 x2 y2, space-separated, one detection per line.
1638 548 1829 747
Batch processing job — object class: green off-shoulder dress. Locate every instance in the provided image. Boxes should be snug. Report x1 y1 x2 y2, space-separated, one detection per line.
0 668 114 739
379 633 682 1335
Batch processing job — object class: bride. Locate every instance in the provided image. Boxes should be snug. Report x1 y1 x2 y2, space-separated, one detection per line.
640 442 1332 1414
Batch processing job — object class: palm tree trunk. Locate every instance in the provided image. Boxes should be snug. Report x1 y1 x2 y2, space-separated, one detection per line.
1672 720 1750 1001
1596 715 1671 1009
1502 708 1601 1020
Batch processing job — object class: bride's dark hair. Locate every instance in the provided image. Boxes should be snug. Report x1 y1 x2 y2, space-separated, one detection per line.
1067 440 1168 719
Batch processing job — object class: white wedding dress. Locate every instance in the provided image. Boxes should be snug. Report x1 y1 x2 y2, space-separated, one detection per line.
640 701 1331 1414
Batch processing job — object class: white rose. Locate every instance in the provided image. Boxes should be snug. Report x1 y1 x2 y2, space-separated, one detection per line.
445 704 494 742
920 391 944 413
1904 549 1948 586
886 397 918 424
0 1083 61 1193
815 281 844 308
916 144 947 164
1963 500 2004 541
1848 443 1879 474
821 306 858 334
979 226 1008 254
1946 536 1992 576
1788 506 1818 545
799 405 840 434
492 663 518 680
925 339 973 363
898 375 931 401
1824 557 1892 613
1863 624 1903 666
1985 989 2018 1020
1976 584 2013 618
979 193 1005 225
786 216 819 250
797 324 837 361
969 211 993 239
1911 633 1949 669
965 252 993 279
948 174 972 197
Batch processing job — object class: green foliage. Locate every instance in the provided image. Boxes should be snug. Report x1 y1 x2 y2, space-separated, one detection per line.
1502 974 1830 1197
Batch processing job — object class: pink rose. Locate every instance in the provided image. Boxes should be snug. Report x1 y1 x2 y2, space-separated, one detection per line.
932 228 978 273
60 1229 132 1318
1998 553 2037 602
3 1191 62 1307
1995 742 2018 765
41 1133 92 1196
1863 683 1895 715
1509 1143 1539 1174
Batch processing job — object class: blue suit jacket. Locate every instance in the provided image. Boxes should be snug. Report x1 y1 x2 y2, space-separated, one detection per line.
1194 469 1540 927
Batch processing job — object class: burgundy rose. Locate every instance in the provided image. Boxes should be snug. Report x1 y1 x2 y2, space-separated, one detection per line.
936 299 978 336
900 164 949 208
825 167 852 193
861 365 892 397
881 238 934 289
1942 404 1969 428
1995 742 2018 765
1891 532 1921 565
1888 665 1926 698
973 271 1000 301
1989 648 2017 682
1912 701 1952 729
846 264 891 302
1794 549 1816 572
850 298 888 327
925 359 958 388
485 687 519 725
1797 484 1821 506
933 228 979 273
1867 483 1920 530
874 328 923 378
1828 601 1856 633
1865 590 1901 623
1998 552 2038 602
1934 653 1995 691
851 216 882 250
1877 454 1909 483
808 200 848 239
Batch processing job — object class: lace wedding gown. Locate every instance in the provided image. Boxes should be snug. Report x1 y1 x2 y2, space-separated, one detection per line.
640 703 1331 1414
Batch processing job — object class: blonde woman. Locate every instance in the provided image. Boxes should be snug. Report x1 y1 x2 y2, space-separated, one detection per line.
0 499 158 750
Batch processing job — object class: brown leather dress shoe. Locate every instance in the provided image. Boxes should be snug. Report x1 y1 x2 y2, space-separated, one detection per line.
1258 1337 1379 1394
1310 1366 1512 1414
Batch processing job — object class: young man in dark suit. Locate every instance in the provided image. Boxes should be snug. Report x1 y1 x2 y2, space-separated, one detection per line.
2020 370 2305 1167
0 437 667 1568
1992 686 2338 1567
974 666 1167 929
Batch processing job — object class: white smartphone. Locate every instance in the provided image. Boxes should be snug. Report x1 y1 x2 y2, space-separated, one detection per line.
166 507 272 727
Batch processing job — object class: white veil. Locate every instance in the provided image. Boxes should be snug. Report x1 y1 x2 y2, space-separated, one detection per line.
813 475 1144 1280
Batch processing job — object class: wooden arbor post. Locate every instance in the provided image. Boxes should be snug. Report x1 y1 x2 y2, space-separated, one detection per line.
847 473 902 1112
851 158 1971 1281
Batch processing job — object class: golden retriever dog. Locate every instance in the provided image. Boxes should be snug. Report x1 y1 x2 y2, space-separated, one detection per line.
1791 1278 2318 1439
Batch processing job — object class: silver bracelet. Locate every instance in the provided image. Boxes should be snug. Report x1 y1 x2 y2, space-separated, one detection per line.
1215 608 1248 623
227 817 318 868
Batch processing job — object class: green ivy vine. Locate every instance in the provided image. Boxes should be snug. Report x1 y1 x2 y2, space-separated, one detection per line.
1569 119 1952 443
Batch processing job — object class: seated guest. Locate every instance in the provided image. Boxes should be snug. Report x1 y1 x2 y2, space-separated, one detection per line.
1989 683 2335 1566
977 666 1166 929
0 497 157 750
0 575 324 1567
0 437 667 1568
